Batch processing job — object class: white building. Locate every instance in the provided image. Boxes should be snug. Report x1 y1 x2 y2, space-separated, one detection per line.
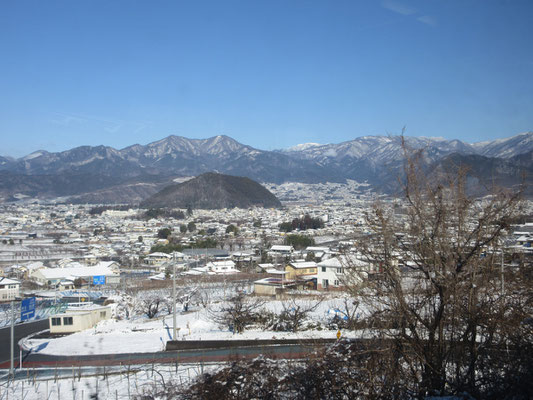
206 260 240 274
269 245 294 256
317 257 344 290
305 246 334 262
31 262 120 287
144 252 172 265
271 245 293 253
0 277 20 302
317 256 369 290
16 261 44 279
49 303 111 334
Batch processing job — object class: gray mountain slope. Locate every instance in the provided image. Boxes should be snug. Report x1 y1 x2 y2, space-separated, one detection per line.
141 172 282 209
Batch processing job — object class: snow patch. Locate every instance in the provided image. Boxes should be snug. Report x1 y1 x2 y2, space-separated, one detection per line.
22 151 45 160
286 143 323 152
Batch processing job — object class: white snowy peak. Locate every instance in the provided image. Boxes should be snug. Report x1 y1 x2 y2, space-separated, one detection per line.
283 133 533 162
472 131 533 158
126 135 257 159
285 143 323 152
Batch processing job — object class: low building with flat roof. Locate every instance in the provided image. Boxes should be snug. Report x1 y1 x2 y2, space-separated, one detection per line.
49 303 111 334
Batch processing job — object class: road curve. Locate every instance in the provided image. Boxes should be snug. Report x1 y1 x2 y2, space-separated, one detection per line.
0 319 49 365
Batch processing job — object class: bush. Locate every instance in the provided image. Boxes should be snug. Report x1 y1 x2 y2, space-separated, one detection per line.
209 293 265 333
157 228 172 239
146 341 408 399
226 224 238 234
284 234 314 250
142 208 185 220
278 214 324 232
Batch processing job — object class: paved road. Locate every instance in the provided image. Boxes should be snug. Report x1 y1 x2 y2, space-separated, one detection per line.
0 319 49 365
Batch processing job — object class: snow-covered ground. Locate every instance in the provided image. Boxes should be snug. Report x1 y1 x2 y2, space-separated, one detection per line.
7 293 365 399
1 362 216 400
24 296 362 356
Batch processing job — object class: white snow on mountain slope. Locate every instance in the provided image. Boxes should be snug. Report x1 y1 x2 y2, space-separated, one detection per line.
282 133 533 163
472 132 533 158
22 151 47 160
286 143 323 152
121 135 258 160
7 132 533 182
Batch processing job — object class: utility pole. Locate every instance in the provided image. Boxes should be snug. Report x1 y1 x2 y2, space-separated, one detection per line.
172 253 177 340
10 300 15 379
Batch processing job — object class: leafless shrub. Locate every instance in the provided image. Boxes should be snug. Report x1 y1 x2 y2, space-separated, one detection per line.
140 294 164 319
209 292 266 333
268 298 322 333
143 340 413 400
114 288 140 320
340 139 532 398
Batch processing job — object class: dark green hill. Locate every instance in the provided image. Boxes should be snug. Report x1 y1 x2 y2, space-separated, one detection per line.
140 172 282 209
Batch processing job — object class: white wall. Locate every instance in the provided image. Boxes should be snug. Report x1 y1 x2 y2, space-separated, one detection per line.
317 266 344 290
0 284 20 301
49 306 111 334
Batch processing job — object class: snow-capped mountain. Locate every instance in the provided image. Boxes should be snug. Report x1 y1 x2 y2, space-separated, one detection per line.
281 133 533 185
0 132 531 202
284 143 323 152
122 135 259 161
285 132 533 163
0 155 14 167
472 132 533 158
4 135 257 177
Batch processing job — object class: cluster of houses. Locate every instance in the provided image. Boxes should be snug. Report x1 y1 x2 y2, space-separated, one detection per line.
254 254 372 296
0 260 117 334
1 259 121 290
0 196 531 339
0 260 118 303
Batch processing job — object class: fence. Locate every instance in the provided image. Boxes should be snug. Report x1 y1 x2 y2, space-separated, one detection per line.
0 294 99 328
0 360 214 400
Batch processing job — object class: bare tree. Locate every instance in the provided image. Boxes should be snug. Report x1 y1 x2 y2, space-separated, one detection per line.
159 288 175 315
138 143 532 399
210 292 265 334
140 293 164 319
114 288 140 320
195 287 211 309
270 298 322 333
343 141 530 397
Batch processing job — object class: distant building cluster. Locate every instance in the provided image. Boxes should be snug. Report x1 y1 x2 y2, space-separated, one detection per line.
0 181 531 311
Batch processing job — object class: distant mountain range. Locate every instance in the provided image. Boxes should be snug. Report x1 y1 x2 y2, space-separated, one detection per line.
0 132 531 203
141 172 282 209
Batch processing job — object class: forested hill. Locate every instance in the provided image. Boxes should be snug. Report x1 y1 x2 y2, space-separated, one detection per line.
140 172 282 209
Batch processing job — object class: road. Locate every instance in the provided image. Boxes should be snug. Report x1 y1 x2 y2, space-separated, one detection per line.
0 343 319 369
0 319 49 365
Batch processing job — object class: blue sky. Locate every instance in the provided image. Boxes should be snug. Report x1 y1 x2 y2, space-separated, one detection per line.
1 0 532 157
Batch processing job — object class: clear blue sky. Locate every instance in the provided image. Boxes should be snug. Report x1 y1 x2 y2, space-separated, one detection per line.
1 0 532 157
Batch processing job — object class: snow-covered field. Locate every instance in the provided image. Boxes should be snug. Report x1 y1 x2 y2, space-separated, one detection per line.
1 362 216 400
24 295 361 356
5 291 363 399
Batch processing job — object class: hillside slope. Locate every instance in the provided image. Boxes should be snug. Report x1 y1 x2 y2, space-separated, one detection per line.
141 172 282 209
